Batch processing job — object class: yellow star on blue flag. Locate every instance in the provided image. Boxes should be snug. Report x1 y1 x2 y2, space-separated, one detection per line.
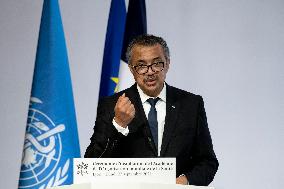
111 77 119 93
98 0 147 98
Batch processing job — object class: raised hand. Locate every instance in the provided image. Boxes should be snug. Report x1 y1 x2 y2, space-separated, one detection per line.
114 93 135 128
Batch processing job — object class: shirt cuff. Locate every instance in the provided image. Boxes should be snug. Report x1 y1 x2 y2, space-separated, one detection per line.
112 118 129 136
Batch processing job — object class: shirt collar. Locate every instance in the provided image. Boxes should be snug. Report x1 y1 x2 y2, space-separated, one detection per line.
136 83 167 104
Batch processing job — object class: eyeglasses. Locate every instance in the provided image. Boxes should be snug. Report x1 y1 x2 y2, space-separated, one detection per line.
130 62 165 75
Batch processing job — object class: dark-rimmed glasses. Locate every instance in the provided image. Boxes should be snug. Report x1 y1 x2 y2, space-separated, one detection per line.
130 62 165 75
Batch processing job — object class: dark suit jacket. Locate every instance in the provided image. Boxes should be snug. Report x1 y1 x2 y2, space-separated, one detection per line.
85 83 218 186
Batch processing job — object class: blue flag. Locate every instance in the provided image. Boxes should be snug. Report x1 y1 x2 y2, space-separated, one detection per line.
99 0 127 97
18 0 80 189
99 0 147 96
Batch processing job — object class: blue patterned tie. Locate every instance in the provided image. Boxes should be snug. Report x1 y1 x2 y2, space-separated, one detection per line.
147 98 159 149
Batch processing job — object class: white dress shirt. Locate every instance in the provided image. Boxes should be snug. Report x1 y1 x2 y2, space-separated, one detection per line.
113 84 167 156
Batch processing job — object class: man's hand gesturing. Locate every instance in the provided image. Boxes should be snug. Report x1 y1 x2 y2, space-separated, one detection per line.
114 93 135 128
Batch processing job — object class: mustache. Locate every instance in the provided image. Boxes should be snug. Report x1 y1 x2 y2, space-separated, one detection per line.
143 75 157 82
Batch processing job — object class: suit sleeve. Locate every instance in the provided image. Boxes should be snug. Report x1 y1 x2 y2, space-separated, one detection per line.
84 98 122 158
186 96 219 186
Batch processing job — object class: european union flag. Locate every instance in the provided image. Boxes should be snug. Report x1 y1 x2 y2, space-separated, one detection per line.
99 0 127 98
18 0 80 188
99 0 147 97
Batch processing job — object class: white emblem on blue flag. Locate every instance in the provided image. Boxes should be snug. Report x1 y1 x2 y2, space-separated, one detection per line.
19 97 69 189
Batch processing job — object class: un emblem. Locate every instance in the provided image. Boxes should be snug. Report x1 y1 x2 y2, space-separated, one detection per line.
19 97 70 189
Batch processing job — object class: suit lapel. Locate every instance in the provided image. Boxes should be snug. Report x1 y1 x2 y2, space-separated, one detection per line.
160 84 180 156
126 84 158 155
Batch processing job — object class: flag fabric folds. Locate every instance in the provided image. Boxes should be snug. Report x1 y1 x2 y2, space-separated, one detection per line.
18 0 80 188
118 0 147 91
121 0 147 62
98 0 127 98
99 0 147 97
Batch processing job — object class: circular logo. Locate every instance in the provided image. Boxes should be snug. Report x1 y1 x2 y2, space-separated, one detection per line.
19 97 66 188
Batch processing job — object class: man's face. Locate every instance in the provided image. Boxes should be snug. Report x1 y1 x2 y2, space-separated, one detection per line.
129 44 169 97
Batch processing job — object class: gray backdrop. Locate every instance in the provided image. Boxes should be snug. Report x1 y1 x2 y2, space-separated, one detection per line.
1 0 283 189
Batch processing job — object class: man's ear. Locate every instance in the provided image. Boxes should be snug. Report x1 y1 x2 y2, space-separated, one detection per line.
164 59 170 73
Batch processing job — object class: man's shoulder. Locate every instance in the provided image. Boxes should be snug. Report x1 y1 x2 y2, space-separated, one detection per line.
167 84 205 112
167 84 202 101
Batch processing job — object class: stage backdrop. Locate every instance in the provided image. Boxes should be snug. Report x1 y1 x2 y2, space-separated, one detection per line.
0 0 283 189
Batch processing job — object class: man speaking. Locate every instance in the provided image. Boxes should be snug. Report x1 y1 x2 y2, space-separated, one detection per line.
85 34 219 186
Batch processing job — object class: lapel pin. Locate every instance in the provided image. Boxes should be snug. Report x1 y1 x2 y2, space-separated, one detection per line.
171 105 175 109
